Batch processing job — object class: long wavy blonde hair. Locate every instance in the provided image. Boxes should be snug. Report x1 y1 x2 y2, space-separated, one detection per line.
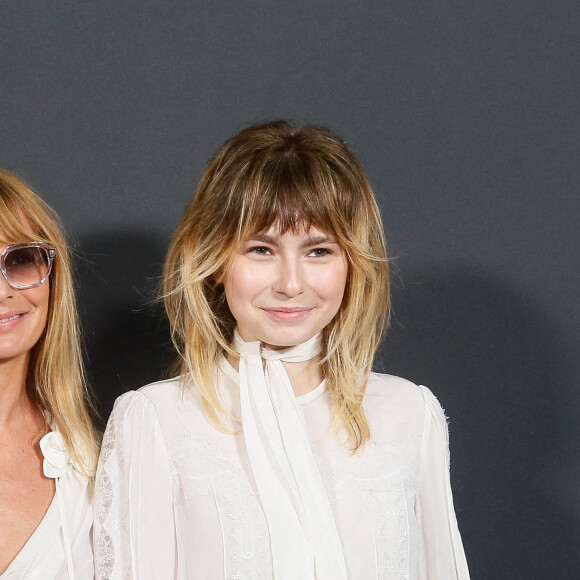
0 169 98 476
164 121 390 450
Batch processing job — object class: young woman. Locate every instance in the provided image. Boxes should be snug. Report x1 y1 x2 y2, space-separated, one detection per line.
94 121 470 579
0 170 98 579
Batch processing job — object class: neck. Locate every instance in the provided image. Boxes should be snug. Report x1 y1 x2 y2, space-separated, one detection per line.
0 355 36 430
227 353 323 397
231 331 325 397
280 356 323 396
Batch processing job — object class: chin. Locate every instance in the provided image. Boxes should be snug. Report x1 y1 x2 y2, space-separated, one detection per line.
260 327 320 349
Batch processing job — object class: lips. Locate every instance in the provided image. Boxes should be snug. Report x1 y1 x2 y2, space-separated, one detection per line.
260 307 313 321
263 307 311 312
0 313 23 324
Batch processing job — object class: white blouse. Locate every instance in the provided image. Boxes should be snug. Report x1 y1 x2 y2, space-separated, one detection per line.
94 363 469 580
1 431 94 580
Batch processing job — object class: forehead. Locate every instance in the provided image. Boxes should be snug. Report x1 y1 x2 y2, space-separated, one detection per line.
246 222 337 242
0 207 38 245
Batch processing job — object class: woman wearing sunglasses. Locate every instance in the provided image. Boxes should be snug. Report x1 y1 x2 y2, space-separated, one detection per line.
94 121 469 579
0 170 98 579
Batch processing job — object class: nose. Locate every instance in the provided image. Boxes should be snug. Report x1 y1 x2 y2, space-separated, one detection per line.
273 256 304 298
0 271 15 300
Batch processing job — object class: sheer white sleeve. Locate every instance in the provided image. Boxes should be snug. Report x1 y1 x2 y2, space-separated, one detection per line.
416 386 470 579
94 391 175 580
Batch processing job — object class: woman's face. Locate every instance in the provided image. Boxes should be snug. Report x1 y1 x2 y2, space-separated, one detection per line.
223 223 348 349
0 239 50 366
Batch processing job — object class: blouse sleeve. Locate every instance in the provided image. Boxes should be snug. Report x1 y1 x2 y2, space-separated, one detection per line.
416 386 470 579
93 391 176 580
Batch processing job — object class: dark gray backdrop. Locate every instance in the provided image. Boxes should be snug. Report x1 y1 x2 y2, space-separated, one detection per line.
1 2 578 578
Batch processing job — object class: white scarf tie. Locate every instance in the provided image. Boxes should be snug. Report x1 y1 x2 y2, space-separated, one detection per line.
234 330 347 580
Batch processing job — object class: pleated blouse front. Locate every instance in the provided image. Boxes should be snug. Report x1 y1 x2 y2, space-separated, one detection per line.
94 362 469 580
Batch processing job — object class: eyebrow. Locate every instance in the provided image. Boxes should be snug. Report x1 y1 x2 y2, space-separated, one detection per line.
248 233 339 249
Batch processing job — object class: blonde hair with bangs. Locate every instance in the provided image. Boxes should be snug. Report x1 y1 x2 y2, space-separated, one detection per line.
164 121 390 450
0 170 98 476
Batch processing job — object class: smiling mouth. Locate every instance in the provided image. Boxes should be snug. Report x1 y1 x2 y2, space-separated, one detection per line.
261 307 313 321
0 314 22 323
263 307 311 312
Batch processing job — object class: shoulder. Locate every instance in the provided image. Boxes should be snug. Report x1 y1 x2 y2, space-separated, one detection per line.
366 371 420 394
100 379 186 465
137 375 184 404
109 376 185 417
364 373 447 434
365 372 424 409
40 430 91 487
366 373 445 409
106 375 207 439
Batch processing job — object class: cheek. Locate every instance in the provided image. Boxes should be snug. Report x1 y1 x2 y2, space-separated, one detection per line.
32 283 51 329
223 260 262 312
40 292 50 325
319 262 348 305
330 278 348 309
17 283 51 353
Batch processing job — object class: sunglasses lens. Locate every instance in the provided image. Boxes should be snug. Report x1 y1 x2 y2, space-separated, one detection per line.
4 246 51 287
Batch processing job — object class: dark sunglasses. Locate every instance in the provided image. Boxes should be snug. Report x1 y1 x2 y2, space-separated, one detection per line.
0 242 57 289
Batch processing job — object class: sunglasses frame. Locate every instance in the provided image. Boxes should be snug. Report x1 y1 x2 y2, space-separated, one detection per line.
0 242 57 290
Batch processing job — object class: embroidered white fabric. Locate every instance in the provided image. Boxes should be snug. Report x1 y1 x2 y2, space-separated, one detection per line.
1 431 94 580
234 331 346 580
94 364 469 580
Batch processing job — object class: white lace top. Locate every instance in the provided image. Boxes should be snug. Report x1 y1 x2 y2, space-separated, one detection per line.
1 431 94 580
94 363 469 580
